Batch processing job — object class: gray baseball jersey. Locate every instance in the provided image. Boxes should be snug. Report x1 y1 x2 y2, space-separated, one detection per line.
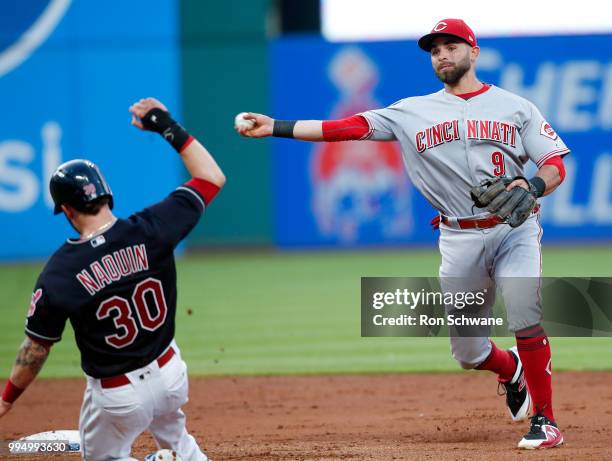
360 84 570 217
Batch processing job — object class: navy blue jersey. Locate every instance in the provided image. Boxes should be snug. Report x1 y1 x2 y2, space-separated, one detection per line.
25 184 206 378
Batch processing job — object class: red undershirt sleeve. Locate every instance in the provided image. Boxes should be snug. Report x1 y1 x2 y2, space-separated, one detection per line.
184 178 221 205
542 155 566 182
322 115 371 142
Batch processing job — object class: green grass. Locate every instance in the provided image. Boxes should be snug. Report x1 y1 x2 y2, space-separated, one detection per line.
1 246 611 378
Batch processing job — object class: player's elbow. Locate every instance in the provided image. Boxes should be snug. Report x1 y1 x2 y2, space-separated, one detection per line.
197 166 226 189
538 159 565 197
210 170 226 189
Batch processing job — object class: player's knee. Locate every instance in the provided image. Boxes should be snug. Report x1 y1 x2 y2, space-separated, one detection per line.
456 359 479 370
451 345 487 370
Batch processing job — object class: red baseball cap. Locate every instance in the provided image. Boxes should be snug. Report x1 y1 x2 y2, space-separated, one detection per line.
418 19 477 51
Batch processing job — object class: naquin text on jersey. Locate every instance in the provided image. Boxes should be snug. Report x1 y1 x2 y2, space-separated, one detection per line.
416 119 517 153
76 244 149 295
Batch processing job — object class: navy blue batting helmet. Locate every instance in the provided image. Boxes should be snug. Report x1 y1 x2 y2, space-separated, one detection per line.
49 159 113 215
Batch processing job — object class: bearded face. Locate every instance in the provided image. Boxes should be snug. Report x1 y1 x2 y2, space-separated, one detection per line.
434 51 471 84
430 39 473 85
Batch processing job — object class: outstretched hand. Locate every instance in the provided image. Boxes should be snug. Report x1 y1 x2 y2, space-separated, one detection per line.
235 112 274 138
129 98 169 131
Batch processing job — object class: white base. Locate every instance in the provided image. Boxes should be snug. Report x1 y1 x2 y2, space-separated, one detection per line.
21 429 81 452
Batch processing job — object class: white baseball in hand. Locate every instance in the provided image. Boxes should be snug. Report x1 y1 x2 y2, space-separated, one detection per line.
234 112 255 131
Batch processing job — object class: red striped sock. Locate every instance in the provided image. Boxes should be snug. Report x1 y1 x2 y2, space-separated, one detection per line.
476 340 516 381
516 329 554 421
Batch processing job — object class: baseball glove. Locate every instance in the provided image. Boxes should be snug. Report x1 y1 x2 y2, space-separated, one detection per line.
470 176 537 228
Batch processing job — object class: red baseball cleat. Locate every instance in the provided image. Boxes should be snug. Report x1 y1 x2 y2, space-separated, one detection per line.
499 346 531 422
517 413 564 449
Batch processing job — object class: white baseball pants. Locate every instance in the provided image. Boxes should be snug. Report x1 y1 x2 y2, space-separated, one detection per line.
79 342 208 461
438 214 543 368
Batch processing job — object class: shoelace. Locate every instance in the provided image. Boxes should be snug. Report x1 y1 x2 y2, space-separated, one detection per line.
497 382 506 396
497 380 521 403
528 415 545 435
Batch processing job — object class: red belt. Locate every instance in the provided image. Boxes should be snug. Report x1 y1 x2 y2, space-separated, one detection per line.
100 347 175 389
442 214 504 229
431 204 540 230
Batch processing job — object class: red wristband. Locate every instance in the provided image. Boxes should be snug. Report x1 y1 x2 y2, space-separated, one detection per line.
179 135 195 153
2 380 24 404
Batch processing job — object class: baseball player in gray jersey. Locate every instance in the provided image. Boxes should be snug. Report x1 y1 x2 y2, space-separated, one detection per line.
237 18 568 449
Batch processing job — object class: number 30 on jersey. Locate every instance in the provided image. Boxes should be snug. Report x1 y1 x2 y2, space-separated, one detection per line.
96 278 167 348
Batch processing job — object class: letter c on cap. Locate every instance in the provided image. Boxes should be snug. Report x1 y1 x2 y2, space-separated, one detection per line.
433 22 448 32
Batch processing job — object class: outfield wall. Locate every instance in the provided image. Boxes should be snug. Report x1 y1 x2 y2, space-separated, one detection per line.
0 0 182 260
180 0 273 247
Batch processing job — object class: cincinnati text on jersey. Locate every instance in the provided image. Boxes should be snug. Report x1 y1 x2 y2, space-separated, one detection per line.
76 244 149 295
416 119 517 153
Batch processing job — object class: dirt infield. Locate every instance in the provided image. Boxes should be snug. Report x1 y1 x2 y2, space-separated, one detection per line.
1 371 610 460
